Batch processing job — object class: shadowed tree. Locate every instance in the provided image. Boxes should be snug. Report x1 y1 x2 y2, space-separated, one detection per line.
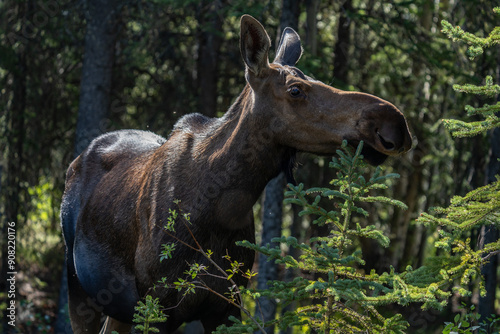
255 173 286 334
255 2 300 332
479 126 500 323
55 0 122 332
333 0 352 85
277 0 300 46
73 0 122 156
196 0 224 118
305 0 319 56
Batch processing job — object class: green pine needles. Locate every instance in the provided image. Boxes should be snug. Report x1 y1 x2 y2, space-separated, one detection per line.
441 8 500 137
441 9 500 60
442 76 500 137
418 180 500 232
415 7 500 331
232 142 448 334
133 295 168 334
415 7 500 298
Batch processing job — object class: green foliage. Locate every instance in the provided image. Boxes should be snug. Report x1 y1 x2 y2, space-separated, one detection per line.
442 75 500 137
159 242 176 262
419 180 500 231
415 7 500 304
20 179 63 266
133 295 168 334
480 314 500 334
154 201 265 332
442 302 500 334
441 10 500 60
443 303 481 334
228 142 448 334
441 9 500 138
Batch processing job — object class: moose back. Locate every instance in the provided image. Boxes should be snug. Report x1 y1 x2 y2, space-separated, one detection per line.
61 14 412 334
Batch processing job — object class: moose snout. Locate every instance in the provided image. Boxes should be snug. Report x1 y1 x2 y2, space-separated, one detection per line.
376 130 397 151
374 114 412 155
346 92 412 157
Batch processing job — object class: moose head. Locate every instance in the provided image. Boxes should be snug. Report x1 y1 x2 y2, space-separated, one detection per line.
239 15 412 165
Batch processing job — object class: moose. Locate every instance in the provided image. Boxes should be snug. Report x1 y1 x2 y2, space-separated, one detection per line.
61 15 412 334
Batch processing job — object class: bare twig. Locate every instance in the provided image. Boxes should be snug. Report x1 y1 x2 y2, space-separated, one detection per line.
482 249 500 262
155 206 267 334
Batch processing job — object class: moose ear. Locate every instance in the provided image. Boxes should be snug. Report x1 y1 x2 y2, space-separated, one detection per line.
240 15 271 77
274 27 302 66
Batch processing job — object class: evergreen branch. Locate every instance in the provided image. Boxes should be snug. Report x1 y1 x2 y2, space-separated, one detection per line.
441 20 500 59
346 225 390 248
235 142 452 332
482 248 500 262
359 195 408 210
416 180 500 230
453 77 500 97
443 116 500 137
464 102 500 117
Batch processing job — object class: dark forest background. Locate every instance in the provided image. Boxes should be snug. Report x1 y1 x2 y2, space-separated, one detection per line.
0 0 499 333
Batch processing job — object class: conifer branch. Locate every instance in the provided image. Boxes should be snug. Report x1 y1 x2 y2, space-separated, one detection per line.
235 141 448 332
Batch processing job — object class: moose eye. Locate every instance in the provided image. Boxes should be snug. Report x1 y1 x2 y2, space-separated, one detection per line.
288 86 303 98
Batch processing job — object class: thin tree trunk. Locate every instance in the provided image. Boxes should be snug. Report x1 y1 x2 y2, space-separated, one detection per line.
400 164 423 268
196 0 223 117
478 225 498 320
255 173 286 334
273 4 300 331
279 203 301 334
333 0 352 85
55 1 121 332
73 0 121 156
479 127 500 323
305 0 319 56
277 0 300 46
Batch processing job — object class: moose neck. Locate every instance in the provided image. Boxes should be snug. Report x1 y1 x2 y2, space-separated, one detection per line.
190 84 293 229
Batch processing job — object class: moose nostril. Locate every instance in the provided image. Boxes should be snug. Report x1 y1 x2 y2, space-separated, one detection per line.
377 132 396 151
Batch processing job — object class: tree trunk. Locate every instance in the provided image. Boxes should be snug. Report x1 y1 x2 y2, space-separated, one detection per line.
305 0 319 56
266 5 300 331
478 224 498 320
55 1 121 332
73 0 121 156
196 0 223 117
255 173 286 334
400 162 423 269
333 0 352 85
277 0 300 46
479 127 500 323
279 202 302 334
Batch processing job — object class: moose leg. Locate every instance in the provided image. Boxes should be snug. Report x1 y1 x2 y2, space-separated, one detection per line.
100 316 132 334
201 307 241 333
67 263 102 333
